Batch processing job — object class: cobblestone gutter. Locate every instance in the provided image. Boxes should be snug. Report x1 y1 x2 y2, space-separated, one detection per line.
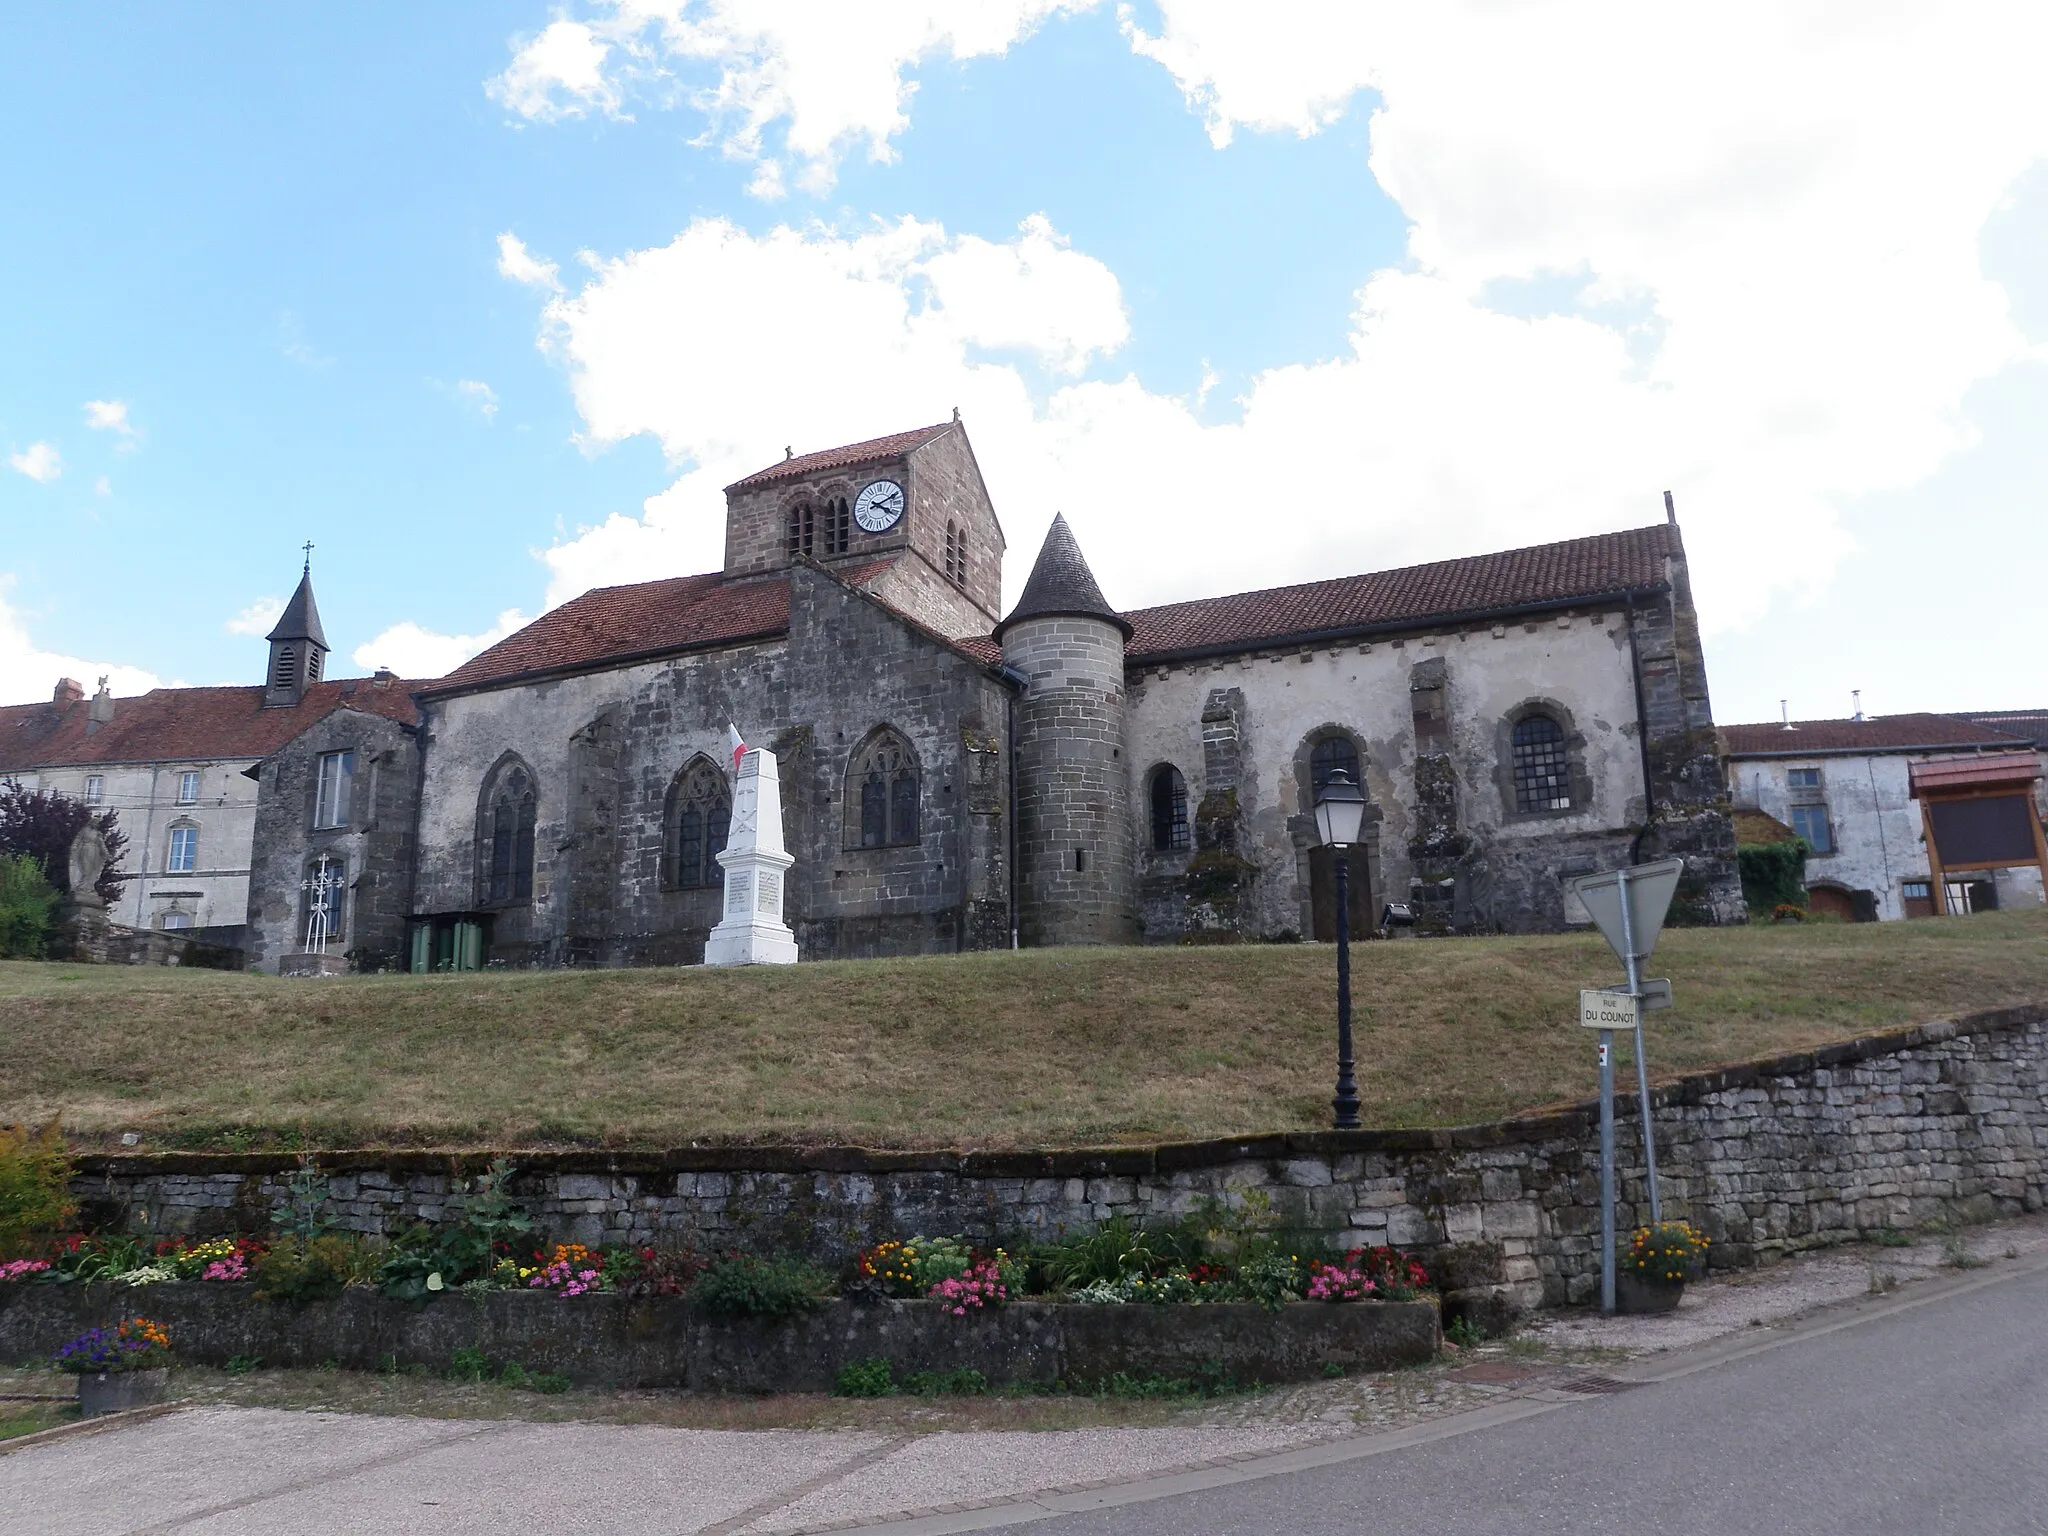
69 1003 2048 1314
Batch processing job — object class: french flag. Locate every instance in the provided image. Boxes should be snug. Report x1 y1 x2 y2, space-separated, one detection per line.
727 721 748 775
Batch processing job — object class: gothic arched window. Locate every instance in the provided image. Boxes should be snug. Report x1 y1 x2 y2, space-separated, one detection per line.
662 760 731 890
944 522 966 584
1310 734 1361 797
481 762 537 904
1511 713 1573 812
1149 764 1189 852
847 729 920 848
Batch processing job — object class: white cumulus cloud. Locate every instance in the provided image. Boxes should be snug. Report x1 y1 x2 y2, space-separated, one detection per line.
351 610 534 681
497 231 563 291
0 580 163 707
1123 0 1376 147
225 598 285 637
83 399 140 447
488 1 1090 193
487 19 622 121
495 3 2048 655
8 443 61 483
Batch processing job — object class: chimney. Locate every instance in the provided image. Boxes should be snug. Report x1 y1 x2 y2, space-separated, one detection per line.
372 667 395 688
52 677 84 709
86 676 115 735
1852 689 1864 722
1780 699 1795 732
1664 490 1677 526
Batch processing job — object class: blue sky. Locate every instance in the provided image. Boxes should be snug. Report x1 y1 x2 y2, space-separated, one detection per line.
3 4 2044 723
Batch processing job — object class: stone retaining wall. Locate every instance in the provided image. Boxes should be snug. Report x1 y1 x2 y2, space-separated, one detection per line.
0 1285 1439 1391
69 1004 2048 1313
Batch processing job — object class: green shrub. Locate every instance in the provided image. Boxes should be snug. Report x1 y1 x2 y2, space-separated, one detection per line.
374 1159 532 1302
902 1367 988 1397
0 1119 75 1258
1738 840 1807 916
0 853 59 959
252 1234 359 1306
691 1254 833 1318
834 1356 895 1397
1032 1214 1206 1291
447 1346 491 1382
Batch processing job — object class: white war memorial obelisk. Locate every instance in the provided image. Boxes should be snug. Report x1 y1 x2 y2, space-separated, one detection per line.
704 723 799 967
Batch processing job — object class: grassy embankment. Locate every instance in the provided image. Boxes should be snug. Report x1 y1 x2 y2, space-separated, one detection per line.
1 909 2042 1151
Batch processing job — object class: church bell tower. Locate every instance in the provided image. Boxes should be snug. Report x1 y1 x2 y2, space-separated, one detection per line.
263 553 330 708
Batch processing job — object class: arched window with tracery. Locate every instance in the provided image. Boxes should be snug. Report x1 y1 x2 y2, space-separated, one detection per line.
943 522 966 584
662 760 732 890
1511 713 1573 812
785 502 815 557
480 760 537 905
1149 764 1189 852
847 729 920 848
1310 734 1361 798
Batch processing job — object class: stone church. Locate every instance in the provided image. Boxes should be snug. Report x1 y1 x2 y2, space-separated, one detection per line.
11 414 1741 971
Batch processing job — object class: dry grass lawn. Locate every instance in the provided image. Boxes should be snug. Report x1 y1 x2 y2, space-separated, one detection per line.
2 909 2043 1151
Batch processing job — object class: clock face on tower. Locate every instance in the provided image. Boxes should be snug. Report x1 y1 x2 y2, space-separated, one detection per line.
853 479 906 533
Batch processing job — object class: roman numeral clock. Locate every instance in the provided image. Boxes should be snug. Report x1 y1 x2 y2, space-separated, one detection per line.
853 479 905 533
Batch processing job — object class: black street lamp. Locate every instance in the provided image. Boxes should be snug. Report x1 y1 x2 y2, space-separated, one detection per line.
1313 766 1368 1130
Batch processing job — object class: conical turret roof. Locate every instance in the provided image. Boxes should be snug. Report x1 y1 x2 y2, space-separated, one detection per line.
266 567 330 650
995 514 1130 640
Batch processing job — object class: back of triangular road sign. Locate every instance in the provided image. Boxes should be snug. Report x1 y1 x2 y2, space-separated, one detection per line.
1565 857 1686 968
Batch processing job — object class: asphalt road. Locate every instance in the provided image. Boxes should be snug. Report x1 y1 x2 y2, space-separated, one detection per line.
1013 1264 2048 1536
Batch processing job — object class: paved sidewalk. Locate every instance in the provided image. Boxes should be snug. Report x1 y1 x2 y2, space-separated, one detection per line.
4 1217 2040 1535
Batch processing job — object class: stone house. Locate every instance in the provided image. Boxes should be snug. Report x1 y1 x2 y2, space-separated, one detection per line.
0 565 422 960
1721 712 2047 920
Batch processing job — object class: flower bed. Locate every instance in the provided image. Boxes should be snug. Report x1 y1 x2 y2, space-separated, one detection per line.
0 1160 1440 1388
0 1283 1438 1391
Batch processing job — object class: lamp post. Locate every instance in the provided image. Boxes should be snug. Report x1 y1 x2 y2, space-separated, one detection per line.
1313 767 1368 1130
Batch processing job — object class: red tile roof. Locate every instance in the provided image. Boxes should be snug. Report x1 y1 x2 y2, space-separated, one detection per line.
426 560 900 695
1121 525 1681 662
1908 753 2042 794
1721 714 2030 757
725 423 955 492
0 678 421 773
949 636 1004 667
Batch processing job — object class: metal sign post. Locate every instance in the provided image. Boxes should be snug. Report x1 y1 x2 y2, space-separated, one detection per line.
1615 867 1661 1224
1598 1032 1615 1314
1566 857 1685 1312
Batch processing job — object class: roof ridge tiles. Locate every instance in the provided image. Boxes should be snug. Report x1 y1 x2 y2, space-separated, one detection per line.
725 422 954 492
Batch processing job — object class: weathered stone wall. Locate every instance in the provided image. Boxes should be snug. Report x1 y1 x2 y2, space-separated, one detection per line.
411 564 1012 966
1124 610 1655 939
0 1287 1437 1390
76 1005 2045 1316
245 705 420 974
1007 613 1137 945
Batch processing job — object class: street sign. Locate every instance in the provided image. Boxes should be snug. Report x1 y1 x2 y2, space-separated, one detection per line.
1605 976 1674 1011
1579 988 1642 1030
1566 857 1685 967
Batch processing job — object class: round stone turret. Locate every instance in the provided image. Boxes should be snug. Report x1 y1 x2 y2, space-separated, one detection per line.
996 515 1137 946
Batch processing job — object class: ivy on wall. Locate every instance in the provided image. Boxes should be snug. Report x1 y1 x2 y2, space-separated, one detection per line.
1738 839 1808 915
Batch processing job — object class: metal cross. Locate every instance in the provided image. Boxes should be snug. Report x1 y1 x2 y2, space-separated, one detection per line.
301 540 314 572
